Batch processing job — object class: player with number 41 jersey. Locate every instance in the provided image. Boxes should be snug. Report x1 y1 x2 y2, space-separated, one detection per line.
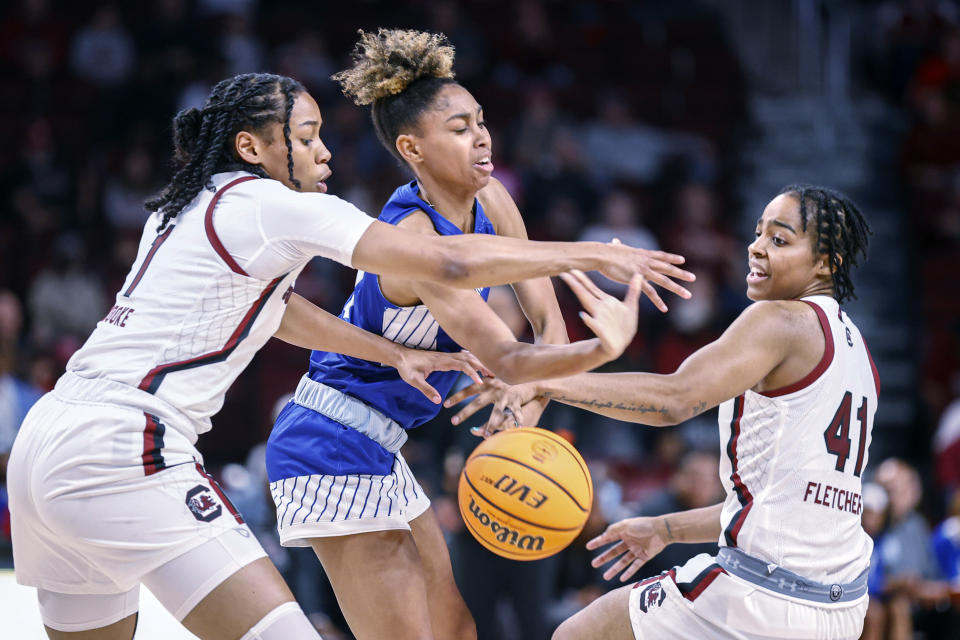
447 185 879 640
717 292 878 585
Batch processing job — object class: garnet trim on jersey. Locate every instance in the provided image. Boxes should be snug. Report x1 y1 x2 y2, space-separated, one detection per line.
724 394 753 547
630 564 727 602
194 461 244 524
675 563 727 602
124 224 176 297
759 300 834 397
204 175 259 277
142 412 167 476
137 275 285 393
864 340 881 397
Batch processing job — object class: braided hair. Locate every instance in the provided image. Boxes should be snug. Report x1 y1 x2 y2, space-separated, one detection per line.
779 184 872 303
147 73 306 232
332 29 457 163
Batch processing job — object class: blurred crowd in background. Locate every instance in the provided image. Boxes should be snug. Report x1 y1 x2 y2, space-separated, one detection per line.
0 0 958 638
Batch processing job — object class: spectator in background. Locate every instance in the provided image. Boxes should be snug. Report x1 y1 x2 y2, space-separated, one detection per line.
662 182 739 287
198 0 258 19
69 5 135 87
15 118 73 218
27 233 106 349
497 0 558 80
653 271 724 377
581 92 713 186
429 1 487 81
877 0 958 99
103 145 161 233
135 0 206 88
579 190 658 254
0 291 40 455
0 0 69 82
861 482 910 640
511 87 568 171
219 13 265 76
533 195 584 243
273 33 336 96
875 458 942 583
0 290 42 565
932 487 960 590
522 131 598 223
874 457 959 638
900 67 960 199
579 190 659 297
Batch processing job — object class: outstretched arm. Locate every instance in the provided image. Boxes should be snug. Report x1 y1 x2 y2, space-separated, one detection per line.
484 180 570 428
351 219 695 297
275 293 488 403
447 300 805 429
410 269 642 385
587 504 724 582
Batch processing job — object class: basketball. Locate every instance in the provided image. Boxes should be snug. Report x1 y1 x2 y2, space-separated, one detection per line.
458 427 593 561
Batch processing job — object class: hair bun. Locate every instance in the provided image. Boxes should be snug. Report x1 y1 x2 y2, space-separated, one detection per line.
172 107 203 160
333 29 456 106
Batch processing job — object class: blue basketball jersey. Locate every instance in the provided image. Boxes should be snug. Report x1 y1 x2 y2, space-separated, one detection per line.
266 181 493 480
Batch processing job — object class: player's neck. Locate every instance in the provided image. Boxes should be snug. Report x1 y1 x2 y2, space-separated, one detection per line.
416 179 476 232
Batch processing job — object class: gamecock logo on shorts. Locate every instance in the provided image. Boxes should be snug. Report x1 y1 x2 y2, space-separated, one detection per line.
186 485 222 522
637 581 667 613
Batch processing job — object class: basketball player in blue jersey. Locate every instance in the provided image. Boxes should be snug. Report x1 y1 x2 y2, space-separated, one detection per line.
264 30 695 640
7 71 693 640
449 186 877 639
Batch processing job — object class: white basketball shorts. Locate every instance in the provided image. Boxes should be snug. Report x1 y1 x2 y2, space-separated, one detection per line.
8 390 265 596
271 451 431 545
628 553 867 640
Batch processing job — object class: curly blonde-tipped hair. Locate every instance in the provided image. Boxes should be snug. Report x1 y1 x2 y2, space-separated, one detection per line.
333 29 456 106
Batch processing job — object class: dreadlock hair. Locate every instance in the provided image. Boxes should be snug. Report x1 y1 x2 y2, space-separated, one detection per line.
332 29 457 163
778 184 872 303
146 73 306 232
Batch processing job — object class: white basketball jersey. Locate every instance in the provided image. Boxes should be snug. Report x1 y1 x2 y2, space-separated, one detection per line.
66 172 373 446
717 295 880 584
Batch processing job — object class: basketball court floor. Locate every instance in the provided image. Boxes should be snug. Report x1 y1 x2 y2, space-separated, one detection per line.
1 570 199 639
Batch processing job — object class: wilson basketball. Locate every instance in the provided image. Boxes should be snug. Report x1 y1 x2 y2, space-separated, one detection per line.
458 427 593 561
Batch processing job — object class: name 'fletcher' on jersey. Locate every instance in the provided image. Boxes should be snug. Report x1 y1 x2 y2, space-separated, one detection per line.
803 480 862 515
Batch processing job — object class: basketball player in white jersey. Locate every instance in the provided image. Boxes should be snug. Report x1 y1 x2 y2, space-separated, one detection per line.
447 185 877 639
6 72 694 640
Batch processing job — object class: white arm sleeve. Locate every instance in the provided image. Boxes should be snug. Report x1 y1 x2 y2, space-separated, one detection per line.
216 179 375 280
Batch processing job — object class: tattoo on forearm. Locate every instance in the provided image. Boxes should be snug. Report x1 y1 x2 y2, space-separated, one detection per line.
690 400 707 417
542 392 668 415
664 518 674 541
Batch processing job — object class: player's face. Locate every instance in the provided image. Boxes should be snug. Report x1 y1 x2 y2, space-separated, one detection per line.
746 194 832 301
257 91 332 193
410 84 493 192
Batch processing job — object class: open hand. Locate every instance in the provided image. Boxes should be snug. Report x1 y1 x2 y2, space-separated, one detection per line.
597 241 696 312
561 269 641 359
445 377 542 437
586 516 669 582
396 349 491 404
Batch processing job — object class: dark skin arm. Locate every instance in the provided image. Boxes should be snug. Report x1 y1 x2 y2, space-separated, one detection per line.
586 504 724 582
447 297 825 429
378 212 642 385
479 179 570 427
350 218 695 301
275 292 489 403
